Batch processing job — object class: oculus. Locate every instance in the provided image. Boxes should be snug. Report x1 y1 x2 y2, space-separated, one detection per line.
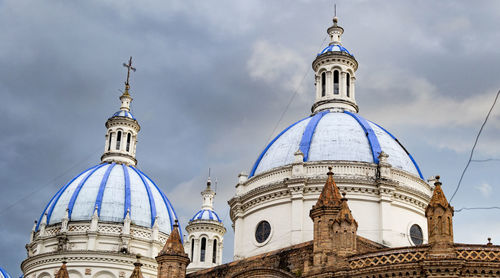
255 221 271 244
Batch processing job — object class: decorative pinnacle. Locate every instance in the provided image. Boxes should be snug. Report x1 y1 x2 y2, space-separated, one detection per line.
435 175 441 186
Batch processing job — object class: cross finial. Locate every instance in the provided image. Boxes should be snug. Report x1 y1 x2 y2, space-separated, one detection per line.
122 56 136 90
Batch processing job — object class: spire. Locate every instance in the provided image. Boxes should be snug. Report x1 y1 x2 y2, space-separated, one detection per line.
314 167 342 208
425 176 455 257
427 176 450 209
55 261 69 278
156 220 190 278
159 220 185 255
129 255 144 278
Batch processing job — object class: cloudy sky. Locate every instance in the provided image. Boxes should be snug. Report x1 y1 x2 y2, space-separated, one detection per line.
1 0 500 275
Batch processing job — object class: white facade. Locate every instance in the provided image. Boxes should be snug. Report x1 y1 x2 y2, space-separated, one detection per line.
22 221 168 278
184 179 226 273
229 17 432 260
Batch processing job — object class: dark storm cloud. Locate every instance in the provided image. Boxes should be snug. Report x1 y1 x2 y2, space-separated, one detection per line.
1 0 500 275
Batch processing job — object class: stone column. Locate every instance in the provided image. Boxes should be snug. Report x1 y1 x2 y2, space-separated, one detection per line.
340 72 347 98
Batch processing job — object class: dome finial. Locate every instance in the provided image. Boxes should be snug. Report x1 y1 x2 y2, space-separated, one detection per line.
333 3 338 25
122 56 136 96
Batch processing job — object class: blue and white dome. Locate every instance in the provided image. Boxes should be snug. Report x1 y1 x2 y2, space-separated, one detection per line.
190 209 222 223
37 162 179 234
112 109 136 120
318 44 353 56
0 267 12 278
249 111 423 179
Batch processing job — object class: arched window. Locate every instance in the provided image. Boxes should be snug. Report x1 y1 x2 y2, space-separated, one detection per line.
200 237 206 262
212 239 217 264
116 131 122 150
126 133 131 152
346 73 350 97
108 133 113 151
321 72 326 97
191 238 194 260
333 70 339 94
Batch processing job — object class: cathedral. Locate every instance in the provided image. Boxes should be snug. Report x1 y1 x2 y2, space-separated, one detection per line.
4 14 499 278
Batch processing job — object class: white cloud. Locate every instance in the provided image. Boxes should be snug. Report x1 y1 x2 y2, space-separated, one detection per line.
362 66 498 129
247 40 309 94
475 183 493 197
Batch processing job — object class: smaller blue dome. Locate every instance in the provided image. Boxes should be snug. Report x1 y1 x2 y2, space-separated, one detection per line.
190 209 222 223
318 44 353 56
112 110 136 120
0 267 12 278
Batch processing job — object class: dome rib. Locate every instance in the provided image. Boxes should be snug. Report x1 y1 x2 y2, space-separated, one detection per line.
0 267 12 278
318 44 353 56
122 164 132 218
42 164 100 229
249 117 310 178
134 167 180 238
249 111 423 179
369 121 424 179
190 209 222 223
130 166 157 228
68 164 107 219
37 163 179 234
344 111 382 164
112 109 136 120
299 111 328 161
94 163 116 216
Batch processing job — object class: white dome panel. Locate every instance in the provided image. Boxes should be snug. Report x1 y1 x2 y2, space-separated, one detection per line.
254 118 311 174
308 113 373 163
71 165 107 221
100 165 126 223
369 122 419 176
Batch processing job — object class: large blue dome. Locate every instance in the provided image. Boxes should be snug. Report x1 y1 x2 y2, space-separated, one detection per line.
0 267 11 278
37 162 179 234
249 111 423 178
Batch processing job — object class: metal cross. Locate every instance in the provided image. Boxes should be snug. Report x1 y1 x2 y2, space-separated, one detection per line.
122 56 136 86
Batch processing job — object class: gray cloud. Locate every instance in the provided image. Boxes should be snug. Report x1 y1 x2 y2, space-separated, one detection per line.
1 0 500 275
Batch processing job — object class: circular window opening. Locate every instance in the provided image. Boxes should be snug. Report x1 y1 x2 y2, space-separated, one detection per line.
410 224 423 246
255 221 271 243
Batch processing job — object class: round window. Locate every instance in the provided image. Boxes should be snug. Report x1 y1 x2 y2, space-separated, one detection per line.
410 224 423 245
255 221 271 243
